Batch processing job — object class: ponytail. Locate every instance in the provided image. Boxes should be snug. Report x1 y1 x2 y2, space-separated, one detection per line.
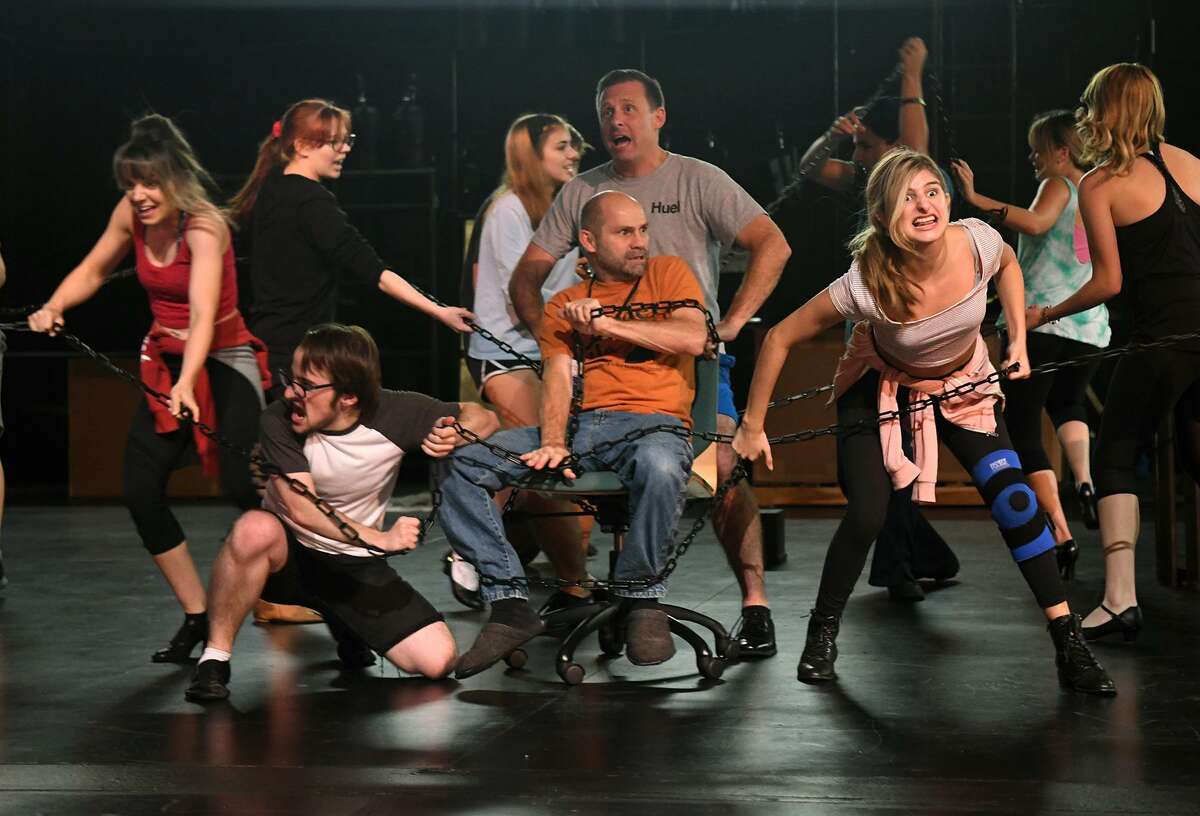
228 98 351 226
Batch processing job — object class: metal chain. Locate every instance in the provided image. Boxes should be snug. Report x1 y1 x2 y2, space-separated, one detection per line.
763 64 906 216
4 324 406 559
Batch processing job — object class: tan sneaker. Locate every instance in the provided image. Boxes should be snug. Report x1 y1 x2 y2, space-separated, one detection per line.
253 599 323 625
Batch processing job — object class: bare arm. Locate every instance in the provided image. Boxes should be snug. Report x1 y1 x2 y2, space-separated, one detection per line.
590 306 708 357
0 242 6 290
517 353 577 480
897 37 929 154
271 472 420 553
718 214 792 341
732 289 844 469
992 243 1031 379
798 121 858 193
28 200 133 333
419 402 501 458
1034 172 1122 326
165 215 224 420
951 162 1069 235
509 243 557 333
377 270 474 333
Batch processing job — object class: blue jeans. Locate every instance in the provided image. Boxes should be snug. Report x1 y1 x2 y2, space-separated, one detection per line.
438 411 694 602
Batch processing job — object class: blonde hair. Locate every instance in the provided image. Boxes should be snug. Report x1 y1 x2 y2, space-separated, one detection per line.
1028 110 1088 171
492 113 589 229
1076 63 1165 175
113 114 223 222
847 149 949 321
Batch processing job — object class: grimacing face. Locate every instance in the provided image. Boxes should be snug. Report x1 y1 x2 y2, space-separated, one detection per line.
895 168 950 246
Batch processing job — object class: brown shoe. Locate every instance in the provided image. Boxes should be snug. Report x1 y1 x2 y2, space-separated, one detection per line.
625 608 676 666
253 600 324 625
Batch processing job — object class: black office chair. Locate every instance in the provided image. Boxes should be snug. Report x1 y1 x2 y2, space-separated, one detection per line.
507 357 740 685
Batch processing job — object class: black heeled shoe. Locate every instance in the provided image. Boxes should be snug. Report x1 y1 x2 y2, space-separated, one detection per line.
1055 540 1079 581
1048 613 1117 695
152 613 208 663
1081 604 1142 642
1077 483 1099 530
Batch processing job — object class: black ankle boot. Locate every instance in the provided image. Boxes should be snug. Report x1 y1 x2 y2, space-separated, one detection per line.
1048 614 1116 696
152 613 208 664
797 610 841 683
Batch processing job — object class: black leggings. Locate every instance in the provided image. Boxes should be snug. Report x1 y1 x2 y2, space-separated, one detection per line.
1002 332 1101 474
1095 348 1200 498
814 370 1065 619
124 355 263 555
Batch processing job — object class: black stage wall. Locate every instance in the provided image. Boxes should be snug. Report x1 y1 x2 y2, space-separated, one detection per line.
0 0 1193 496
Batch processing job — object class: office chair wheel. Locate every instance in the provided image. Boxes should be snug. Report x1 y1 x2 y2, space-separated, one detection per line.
558 661 585 685
504 649 528 670
697 655 725 680
598 622 624 657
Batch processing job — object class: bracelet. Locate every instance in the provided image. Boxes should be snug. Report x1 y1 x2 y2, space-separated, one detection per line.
899 97 926 107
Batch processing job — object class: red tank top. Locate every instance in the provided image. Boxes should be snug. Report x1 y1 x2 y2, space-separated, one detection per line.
133 215 238 330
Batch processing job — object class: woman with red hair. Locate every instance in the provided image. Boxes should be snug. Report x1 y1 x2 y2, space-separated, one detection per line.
230 98 473 400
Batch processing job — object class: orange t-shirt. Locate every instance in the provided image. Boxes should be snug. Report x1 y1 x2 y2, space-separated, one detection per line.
538 255 705 427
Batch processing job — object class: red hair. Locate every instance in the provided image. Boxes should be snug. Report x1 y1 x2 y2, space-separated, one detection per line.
228 98 351 225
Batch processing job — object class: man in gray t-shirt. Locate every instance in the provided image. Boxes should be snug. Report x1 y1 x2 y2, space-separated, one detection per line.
508 69 792 658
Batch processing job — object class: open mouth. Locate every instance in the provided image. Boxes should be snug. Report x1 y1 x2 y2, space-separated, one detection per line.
290 402 306 424
135 204 157 219
610 134 632 148
912 214 938 229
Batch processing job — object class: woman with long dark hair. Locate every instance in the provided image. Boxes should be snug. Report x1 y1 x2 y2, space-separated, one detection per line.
1026 64 1200 641
29 114 270 663
229 98 472 399
953 110 1109 580
734 149 1114 695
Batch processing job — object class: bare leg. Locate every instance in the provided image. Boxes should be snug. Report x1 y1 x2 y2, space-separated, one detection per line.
383 621 458 678
1058 420 1093 488
713 413 767 608
206 510 290 653
1028 469 1072 545
152 543 208 615
1082 493 1140 627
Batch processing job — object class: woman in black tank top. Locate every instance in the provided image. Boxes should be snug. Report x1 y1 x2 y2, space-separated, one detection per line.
1028 63 1200 642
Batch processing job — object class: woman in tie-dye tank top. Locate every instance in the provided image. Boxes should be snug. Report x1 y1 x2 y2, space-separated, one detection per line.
952 111 1109 583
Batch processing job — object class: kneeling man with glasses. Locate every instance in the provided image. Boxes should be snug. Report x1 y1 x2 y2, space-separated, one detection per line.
186 323 498 702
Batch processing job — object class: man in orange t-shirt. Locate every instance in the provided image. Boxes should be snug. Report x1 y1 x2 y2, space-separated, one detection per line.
440 191 709 679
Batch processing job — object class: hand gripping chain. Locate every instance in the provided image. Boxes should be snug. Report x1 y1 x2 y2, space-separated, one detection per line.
7 291 1200 589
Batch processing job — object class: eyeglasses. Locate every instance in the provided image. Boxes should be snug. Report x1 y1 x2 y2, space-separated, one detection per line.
325 133 357 151
277 368 334 398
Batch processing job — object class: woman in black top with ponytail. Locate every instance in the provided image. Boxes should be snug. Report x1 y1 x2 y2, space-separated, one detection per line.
230 98 473 400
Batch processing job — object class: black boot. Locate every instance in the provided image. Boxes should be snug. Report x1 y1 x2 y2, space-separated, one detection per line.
152 612 208 663
797 610 841 683
1048 613 1117 696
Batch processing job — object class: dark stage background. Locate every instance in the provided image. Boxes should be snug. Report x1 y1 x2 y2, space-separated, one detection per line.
0 0 1194 496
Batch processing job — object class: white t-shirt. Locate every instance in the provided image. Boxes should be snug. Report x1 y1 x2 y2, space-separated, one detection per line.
468 190 580 360
260 391 459 557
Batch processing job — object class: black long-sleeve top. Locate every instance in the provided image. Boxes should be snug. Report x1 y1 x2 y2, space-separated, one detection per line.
244 171 387 361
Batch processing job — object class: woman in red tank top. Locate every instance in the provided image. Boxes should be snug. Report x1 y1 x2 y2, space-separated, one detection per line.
29 114 269 664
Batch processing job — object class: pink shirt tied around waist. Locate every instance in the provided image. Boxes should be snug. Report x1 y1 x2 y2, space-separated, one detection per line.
832 321 1004 504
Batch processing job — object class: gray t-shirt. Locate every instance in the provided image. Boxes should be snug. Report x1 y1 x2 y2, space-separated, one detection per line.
531 153 765 322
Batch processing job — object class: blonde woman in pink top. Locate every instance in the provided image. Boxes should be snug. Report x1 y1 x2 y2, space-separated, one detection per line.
734 149 1114 696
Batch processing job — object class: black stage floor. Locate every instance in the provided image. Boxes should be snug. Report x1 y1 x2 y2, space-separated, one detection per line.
1 501 1198 814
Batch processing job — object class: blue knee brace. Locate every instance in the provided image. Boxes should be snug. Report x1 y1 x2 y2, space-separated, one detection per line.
971 449 1056 563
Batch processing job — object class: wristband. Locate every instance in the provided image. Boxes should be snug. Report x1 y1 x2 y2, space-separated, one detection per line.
899 97 926 107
